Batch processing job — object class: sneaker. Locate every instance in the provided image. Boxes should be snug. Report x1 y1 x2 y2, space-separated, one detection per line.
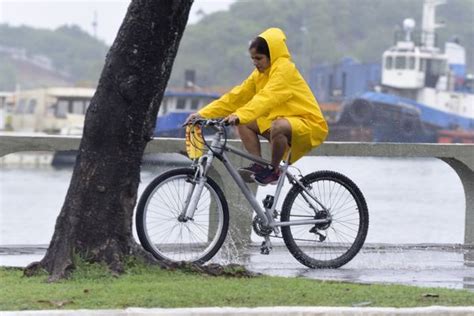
253 167 280 186
238 163 265 183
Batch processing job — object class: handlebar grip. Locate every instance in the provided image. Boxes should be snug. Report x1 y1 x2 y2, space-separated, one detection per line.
183 118 231 128
223 117 239 126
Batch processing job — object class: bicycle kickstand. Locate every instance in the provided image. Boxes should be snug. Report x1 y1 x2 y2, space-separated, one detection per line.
260 236 273 255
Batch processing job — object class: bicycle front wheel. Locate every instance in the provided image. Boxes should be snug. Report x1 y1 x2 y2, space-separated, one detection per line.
281 170 369 268
136 168 229 264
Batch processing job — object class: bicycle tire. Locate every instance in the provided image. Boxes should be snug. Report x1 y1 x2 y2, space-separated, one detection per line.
281 170 369 268
136 168 229 264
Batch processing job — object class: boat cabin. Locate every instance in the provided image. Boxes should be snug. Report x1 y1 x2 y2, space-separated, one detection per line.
154 89 220 137
158 90 219 117
382 48 448 90
9 87 95 134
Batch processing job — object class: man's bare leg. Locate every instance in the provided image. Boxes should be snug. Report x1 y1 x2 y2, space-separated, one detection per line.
237 121 263 157
270 119 292 170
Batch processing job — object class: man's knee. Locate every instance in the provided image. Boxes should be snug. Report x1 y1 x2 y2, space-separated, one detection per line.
271 119 291 138
238 121 259 135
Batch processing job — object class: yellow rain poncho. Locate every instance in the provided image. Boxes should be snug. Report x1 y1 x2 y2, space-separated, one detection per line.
198 28 328 163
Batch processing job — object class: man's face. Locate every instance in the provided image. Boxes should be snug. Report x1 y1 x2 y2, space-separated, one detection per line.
249 48 271 73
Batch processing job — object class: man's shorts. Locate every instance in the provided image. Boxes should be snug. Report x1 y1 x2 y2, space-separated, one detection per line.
256 116 328 164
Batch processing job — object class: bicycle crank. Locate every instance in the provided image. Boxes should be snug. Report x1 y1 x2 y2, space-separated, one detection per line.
252 216 273 237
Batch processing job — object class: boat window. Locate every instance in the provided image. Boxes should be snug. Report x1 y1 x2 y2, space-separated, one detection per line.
385 56 393 69
16 99 27 113
162 99 168 115
176 98 186 110
27 99 37 114
204 97 215 105
72 100 85 114
419 59 425 71
190 99 199 110
47 104 56 116
56 100 68 118
409 57 415 70
395 56 406 69
427 59 446 76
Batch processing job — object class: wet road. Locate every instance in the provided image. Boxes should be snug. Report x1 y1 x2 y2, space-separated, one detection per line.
2 243 473 290
244 244 474 290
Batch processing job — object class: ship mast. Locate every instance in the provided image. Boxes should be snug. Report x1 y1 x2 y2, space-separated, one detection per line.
421 0 446 51
92 11 98 39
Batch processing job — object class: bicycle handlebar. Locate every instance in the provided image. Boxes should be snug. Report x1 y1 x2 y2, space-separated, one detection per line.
184 118 230 128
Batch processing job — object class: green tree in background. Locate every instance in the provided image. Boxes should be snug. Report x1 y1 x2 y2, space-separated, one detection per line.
169 0 474 87
0 0 472 90
0 24 108 88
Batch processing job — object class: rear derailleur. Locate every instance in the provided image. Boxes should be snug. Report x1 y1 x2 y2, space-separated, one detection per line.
309 210 331 242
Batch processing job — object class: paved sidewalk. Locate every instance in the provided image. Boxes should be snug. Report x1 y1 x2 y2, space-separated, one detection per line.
2 306 474 316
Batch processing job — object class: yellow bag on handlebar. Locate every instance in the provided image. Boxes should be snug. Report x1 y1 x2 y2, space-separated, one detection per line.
185 124 204 159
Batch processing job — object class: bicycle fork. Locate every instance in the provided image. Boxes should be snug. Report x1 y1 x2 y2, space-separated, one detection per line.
179 138 219 221
179 174 206 222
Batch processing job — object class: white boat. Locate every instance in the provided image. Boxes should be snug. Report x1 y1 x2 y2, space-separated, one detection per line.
379 0 474 131
7 87 95 135
333 0 474 142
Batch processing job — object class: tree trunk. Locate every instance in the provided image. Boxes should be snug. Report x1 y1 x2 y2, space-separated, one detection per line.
25 0 193 281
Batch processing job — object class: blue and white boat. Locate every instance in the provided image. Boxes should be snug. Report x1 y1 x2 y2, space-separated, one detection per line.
153 89 220 137
314 0 474 143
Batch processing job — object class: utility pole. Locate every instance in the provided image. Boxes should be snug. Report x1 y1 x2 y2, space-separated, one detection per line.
92 10 98 39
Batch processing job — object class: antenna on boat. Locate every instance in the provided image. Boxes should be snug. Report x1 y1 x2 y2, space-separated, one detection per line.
403 18 416 42
421 0 446 50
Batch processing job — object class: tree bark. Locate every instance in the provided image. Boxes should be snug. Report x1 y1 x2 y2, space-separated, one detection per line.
25 0 193 281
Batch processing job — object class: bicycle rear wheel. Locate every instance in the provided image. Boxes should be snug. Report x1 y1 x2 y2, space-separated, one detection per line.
136 168 229 264
281 170 369 268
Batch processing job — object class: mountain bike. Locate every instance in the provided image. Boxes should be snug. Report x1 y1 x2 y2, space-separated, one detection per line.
136 119 369 268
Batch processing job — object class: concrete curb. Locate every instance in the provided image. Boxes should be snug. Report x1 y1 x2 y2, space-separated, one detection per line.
2 306 474 316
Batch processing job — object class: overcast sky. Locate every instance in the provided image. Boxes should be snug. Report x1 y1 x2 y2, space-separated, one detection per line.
0 0 236 44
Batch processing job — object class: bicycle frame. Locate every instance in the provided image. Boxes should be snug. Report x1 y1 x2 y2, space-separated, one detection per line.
181 124 331 230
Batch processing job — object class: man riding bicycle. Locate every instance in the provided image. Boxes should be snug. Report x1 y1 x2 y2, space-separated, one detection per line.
185 28 328 186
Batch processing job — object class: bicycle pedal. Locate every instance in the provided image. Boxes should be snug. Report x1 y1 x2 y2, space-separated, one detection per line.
260 241 272 255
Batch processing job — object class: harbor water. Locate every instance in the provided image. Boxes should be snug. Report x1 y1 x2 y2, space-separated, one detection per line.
1 156 465 245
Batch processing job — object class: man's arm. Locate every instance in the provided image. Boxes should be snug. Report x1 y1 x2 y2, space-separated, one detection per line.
198 72 257 118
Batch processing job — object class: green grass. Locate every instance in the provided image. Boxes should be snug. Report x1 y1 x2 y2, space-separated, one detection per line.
0 261 473 311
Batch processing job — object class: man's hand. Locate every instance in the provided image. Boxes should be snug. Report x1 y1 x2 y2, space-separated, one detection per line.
183 112 202 126
223 114 240 126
